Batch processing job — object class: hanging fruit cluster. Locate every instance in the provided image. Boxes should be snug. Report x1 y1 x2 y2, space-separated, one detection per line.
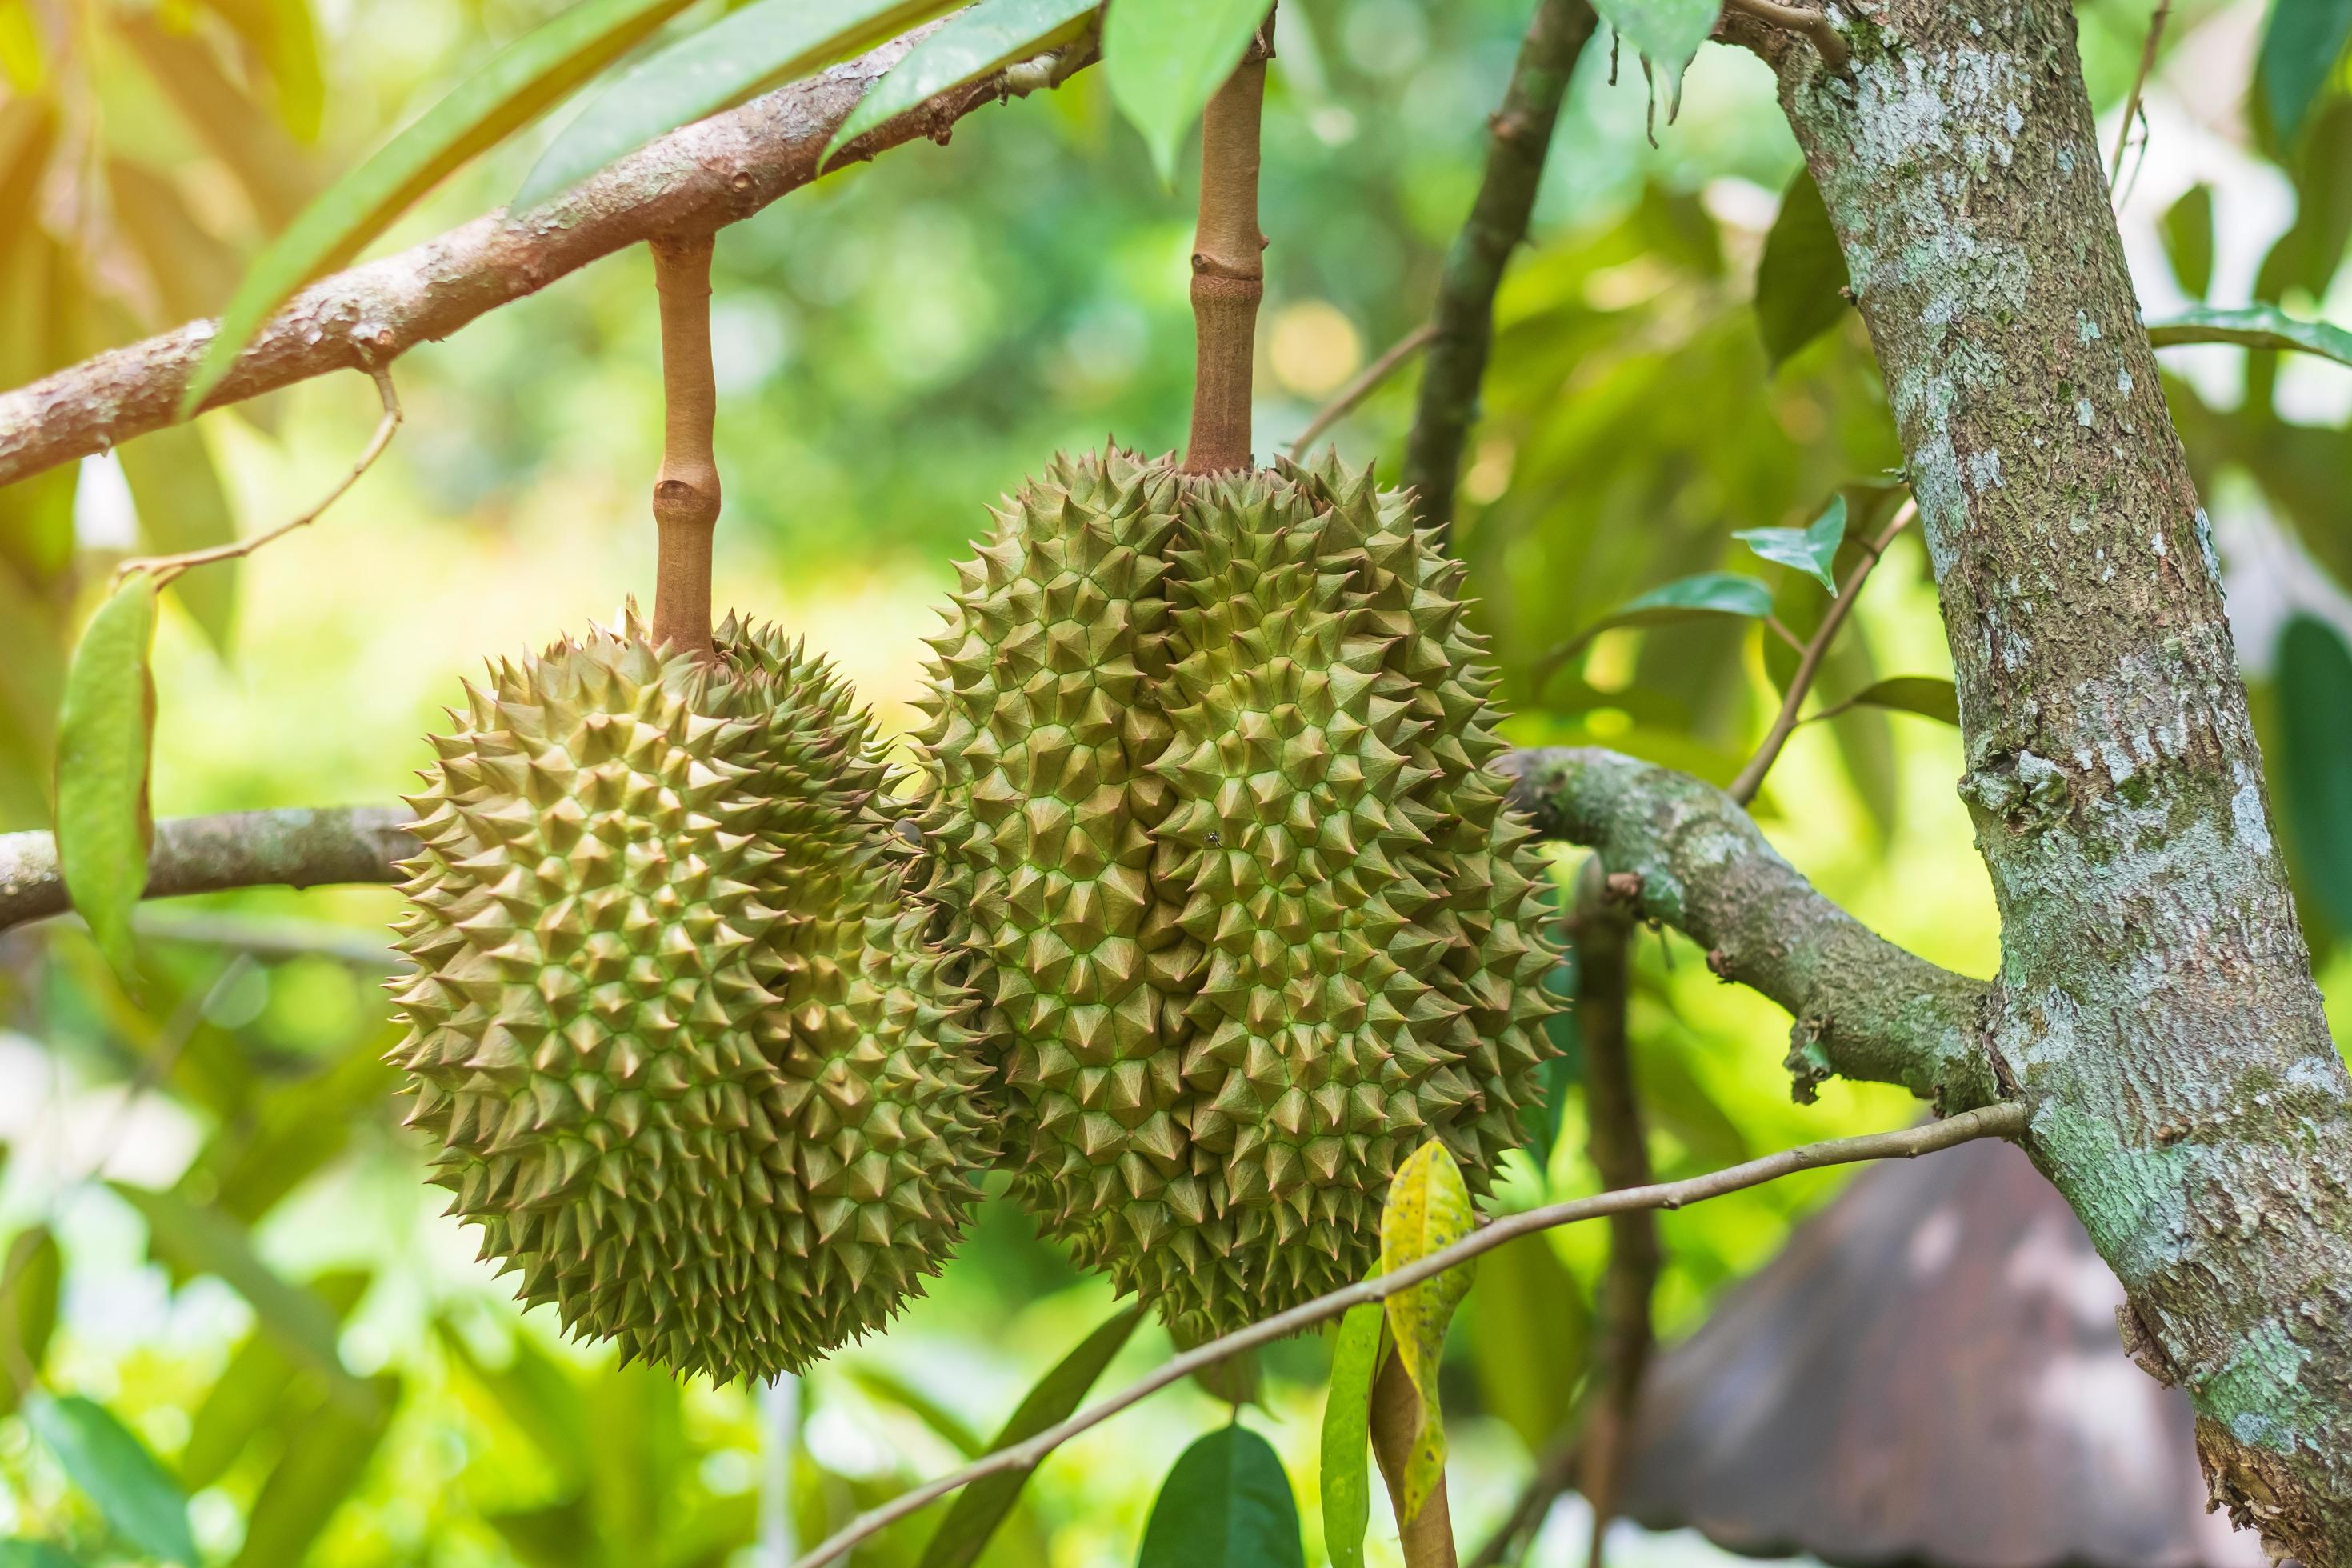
386 32 1558 1383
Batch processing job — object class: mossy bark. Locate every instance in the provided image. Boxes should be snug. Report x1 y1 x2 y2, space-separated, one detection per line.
1752 1 2352 1557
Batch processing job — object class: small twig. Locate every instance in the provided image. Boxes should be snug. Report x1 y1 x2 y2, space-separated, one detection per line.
1727 498 1916 805
1719 0 1850 73
786 1102 2027 1568
2110 0 2170 193
114 366 401 587
1287 322 1435 460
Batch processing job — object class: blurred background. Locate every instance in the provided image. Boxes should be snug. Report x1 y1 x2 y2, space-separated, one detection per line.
4 0 2352 1563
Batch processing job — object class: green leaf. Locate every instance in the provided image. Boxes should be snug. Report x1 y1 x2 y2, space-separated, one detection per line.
23 1394 198 1565
437 1322 592 1491
2146 303 2352 369
118 424 240 657
824 0 1098 169
918 1303 1144 1568
186 0 704 413
182 1271 372 1489
229 1374 398 1568
1317 1302 1382 1568
0 1226 61 1418
1755 166 1849 370
2263 0 2352 145
1735 495 1846 594
2161 184 2214 300
845 1362 985 1458
1590 0 1718 103
1378 1140 1474 1526
1467 1234 1588 1454
1543 570 1776 667
54 576 158 990
516 0 961 210
1820 674 1959 726
2277 614 2352 934
0 1542 78 1568
1102 0 1266 182
201 0 326 142
1135 1425 1305 1568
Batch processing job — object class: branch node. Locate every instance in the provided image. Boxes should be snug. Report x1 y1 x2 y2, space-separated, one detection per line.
1603 870 1644 904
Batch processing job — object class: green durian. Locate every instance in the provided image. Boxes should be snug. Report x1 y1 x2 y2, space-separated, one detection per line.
911 447 1557 1342
390 614 992 1382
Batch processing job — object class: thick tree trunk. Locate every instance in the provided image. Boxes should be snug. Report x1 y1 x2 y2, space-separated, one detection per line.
1751 2 2352 1558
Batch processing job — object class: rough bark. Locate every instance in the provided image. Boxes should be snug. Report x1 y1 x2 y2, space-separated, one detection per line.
0 806 414 928
1751 2 2352 1557
0 24 1096 489
1400 0 1596 536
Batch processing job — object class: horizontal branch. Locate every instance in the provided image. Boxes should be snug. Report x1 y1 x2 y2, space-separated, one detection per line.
0 806 414 930
1505 747 1997 1110
790 1102 2028 1568
0 24 1095 488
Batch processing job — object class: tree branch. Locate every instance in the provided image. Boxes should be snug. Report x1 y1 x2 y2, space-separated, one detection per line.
1402 0 1596 538
0 806 414 930
1505 747 1997 1110
0 24 1097 489
787 1104 2028 1568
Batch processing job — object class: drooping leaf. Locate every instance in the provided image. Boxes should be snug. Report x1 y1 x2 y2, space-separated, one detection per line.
2146 304 2352 369
54 576 158 990
0 1226 61 1418
111 14 318 230
1135 1425 1305 1568
1544 572 1776 674
918 1303 1144 1568
201 0 326 141
228 1374 398 1568
117 424 239 656
2257 99 2352 301
2277 614 2352 934
187 0 706 412
1590 0 1718 108
1820 674 1960 726
1102 0 1265 182
845 1362 985 1458
182 1270 372 1489
2161 184 2214 300
2262 0 2352 146
516 0 962 210
1467 1234 1588 1454
1318 1302 1382 1568
1378 1140 1474 1525
824 0 1097 168
1755 166 1850 369
1735 494 1846 594
23 1394 198 1565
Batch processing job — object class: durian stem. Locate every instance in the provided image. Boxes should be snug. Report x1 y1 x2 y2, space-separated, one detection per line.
1181 22 1271 475
1370 1348 1459 1568
650 233 722 661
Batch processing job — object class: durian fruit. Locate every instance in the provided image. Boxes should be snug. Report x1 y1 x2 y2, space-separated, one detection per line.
911 446 1556 1342
390 614 992 1382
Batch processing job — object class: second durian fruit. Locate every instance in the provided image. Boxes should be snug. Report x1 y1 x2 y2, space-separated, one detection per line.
390 614 991 1382
911 446 1557 1342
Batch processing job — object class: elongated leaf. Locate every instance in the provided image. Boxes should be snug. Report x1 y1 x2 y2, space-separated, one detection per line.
2263 0 2352 145
182 1270 372 1489
1318 1302 1382 1568
0 1226 61 1418
1378 1141 1474 1525
1103 0 1264 182
1467 1234 1587 1454
118 424 239 656
2278 614 2352 934
1546 571 1775 671
1821 674 1959 726
437 1322 592 1490
1755 166 1849 369
1736 495 1846 594
846 1362 984 1458
826 0 1096 168
0 0 42 92
55 576 158 989
2162 184 2214 300
111 14 318 230
1590 0 1718 101
0 1542 77 1568
112 1183 366 1410
187 0 704 412
202 0 326 141
1136 1425 1305 1568
230 1374 398 1568
24 1394 197 1565
2147 303 2352 368
518 0 959 210
918 1303 1144 1568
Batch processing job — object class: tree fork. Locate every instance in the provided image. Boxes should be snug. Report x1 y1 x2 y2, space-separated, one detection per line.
649 234 720 660
1182 25 1271 475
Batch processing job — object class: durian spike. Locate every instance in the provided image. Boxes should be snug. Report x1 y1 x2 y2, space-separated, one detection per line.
1182 18 1274 476
650 232 722 662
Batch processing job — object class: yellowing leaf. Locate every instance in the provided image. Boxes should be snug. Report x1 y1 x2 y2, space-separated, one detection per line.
1378 1139 1474 1526
54 576 159 990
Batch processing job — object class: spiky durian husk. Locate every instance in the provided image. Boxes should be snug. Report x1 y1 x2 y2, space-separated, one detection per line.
390 615 991 1382
912 447 1557 1342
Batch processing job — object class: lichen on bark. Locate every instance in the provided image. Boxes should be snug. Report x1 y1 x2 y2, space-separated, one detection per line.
1758 2 2352 1558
